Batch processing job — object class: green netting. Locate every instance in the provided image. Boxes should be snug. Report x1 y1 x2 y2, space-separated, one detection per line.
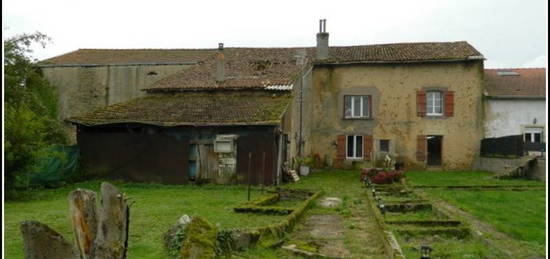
29 145 80 186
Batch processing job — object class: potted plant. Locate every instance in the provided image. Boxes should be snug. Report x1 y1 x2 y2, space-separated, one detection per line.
294 156 313 176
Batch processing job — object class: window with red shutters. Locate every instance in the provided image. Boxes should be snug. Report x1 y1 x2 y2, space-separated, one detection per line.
417 90 426 117
444 91 454 117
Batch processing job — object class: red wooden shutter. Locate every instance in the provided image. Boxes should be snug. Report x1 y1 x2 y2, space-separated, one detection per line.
364 135 373 161
337 135 346 161
416 135 427 162
444 91 454 117
334 135 346 168
417 90 426 117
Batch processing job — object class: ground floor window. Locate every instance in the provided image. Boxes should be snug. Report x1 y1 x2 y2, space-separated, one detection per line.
524 127 544 143
379 139 390 152
346 135 363 159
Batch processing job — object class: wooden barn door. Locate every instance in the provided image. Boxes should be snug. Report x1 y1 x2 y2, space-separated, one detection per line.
236 134 276 185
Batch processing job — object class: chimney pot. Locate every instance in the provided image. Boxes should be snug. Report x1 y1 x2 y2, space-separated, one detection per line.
316 19 329 60
216 43 225 82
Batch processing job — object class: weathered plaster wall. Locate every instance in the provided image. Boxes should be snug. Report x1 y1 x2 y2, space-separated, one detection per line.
41 64 193 142
289 66 313 159
484 99 546 138
305 61 484 170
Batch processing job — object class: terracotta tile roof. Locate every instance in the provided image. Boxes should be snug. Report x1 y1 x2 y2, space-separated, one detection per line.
145 51 304 91
42 42 482 91
66 91 292 126
485 68 546 98
41 41 481 65
324 41 482 63
40 49 213 65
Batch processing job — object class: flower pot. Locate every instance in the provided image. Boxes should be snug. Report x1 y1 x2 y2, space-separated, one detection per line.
299 165 310 176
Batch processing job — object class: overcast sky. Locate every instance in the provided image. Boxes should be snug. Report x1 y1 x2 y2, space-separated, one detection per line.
3 0 547 68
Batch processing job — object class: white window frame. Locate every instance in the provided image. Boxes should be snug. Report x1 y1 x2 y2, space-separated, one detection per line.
346 135 364 159
426 91 443 116
344 95 370 119
524 127 544 143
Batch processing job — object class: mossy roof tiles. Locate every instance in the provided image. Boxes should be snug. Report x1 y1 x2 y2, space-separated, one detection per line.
67 91 292 126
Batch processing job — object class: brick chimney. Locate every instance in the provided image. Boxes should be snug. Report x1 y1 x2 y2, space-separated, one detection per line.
316 19 329 60
216 43 225 82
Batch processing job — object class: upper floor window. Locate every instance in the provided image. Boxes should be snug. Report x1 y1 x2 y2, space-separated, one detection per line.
344 95 371 119
426 91 443 116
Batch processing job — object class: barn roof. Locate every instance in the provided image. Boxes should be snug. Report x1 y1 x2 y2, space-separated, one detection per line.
485 68 546 98
66 91 292 127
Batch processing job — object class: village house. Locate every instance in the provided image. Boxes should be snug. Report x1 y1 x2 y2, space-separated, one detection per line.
39 20 487 184
483 68 546 155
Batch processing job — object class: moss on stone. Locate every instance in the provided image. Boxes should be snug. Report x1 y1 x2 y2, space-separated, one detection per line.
179 217 218 259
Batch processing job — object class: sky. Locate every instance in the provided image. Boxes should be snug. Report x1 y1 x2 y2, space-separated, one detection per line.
3 0 548 68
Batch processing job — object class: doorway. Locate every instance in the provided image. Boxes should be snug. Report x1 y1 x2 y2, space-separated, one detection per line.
427 135 443 166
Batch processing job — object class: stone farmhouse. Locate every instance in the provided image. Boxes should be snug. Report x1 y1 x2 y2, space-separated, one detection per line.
39 20 488 184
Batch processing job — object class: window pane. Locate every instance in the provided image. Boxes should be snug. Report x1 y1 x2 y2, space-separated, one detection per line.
525 133 532 143
426 91 442 114
534 133 541 143
426 93 434 113
353 97 361 117
434 103 442 114
356 136 363 157
344 96 352 117
347 135 354 157
380 139 390 152
363 96 369 117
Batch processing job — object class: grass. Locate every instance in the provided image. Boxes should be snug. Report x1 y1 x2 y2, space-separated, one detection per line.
4 181 287 259
407 170 546 255
424 189 546 252
394 233 508 259
406 170 545 186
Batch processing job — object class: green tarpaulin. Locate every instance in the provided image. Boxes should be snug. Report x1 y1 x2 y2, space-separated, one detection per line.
29 145 80 186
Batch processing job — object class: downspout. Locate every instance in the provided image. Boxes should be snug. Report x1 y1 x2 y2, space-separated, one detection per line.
299 66 313 157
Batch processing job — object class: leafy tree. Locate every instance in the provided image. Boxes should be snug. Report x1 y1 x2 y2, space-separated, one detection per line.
4 32 67 190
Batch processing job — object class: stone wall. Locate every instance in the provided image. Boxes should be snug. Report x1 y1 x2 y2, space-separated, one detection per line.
303 61 485 170
41 64 193 142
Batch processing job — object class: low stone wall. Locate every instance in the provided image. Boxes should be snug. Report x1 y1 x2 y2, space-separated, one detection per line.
474 156 523 175
475 156 545 181
530 158 546 182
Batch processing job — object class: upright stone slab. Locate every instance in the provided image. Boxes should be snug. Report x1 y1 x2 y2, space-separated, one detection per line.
69 188 98 259
20 221 78 259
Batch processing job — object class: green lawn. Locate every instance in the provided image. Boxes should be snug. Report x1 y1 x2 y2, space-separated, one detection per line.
406 170 545 186
406 171 546 254
4 181 287 259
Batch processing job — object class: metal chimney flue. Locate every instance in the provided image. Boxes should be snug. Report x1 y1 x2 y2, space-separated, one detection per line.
316 19 329 60
216 43 225 83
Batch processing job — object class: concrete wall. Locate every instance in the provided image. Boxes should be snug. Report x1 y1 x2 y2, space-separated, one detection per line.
304 61 485 170
484 98 546 139
41 64 193 142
